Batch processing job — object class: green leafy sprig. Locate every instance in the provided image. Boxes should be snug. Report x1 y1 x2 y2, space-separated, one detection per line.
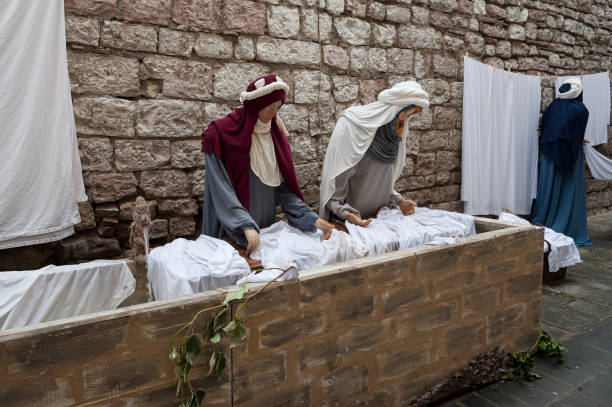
502 330 567 382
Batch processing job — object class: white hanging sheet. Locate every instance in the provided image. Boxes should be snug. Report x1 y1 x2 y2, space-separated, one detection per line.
0 260 135 331
556 73 610 146
147 235 251 300
584 144 612 180
461 57 541 215
498 212 581 273
0 0 86 249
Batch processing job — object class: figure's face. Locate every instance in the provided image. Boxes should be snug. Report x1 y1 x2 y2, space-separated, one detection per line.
258 101 282 123
399 106 422 121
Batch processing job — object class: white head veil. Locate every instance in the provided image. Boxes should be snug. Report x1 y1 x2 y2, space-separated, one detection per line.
558 77 583 100
319 81 430 219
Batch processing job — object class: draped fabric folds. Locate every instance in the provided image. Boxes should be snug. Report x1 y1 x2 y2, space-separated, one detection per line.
461 57 541 215
584 145 612 180
0 0 86 249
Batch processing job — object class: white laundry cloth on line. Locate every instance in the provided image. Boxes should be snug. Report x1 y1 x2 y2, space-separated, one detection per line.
584 145 612 180
556 73 610 146
147 235 251 301
461 57 541 216
0 260 135 331
498 212 581 273
0 0 86 249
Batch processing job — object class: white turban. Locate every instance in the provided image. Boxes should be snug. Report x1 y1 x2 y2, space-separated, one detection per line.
319 81 430 219
558 77 583 100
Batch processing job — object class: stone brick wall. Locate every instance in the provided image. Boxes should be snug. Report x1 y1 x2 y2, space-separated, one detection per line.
0 220 544 406
1 0 610 268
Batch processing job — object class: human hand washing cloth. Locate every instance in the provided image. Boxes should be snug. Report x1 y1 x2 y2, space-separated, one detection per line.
0 260 135 331
147 235 250 300
461 57 541 215
556 73 610 146
498 212 581 273
584 144 612 180
0 0 86 249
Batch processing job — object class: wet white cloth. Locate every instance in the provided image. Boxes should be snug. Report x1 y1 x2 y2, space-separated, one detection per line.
319 81 430 220
498 212 581 273
250 119 281 187
461 57 541 215
0 260 135 331
0 0 86 249
147 235 250 300
584 144 612 180
346 207 476 256
556 73 610 146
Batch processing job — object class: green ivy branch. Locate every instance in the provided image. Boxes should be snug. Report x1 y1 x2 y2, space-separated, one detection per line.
169 266 294 407
503 330 567 381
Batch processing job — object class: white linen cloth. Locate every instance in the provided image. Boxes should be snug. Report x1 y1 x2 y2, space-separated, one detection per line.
147 235 250 300
461 57 541 215
250 119 281 187
498 212 581 273
0 0 86 249
584 144 612 180
556 73 610 146
319 81 430 220
0 260 135 330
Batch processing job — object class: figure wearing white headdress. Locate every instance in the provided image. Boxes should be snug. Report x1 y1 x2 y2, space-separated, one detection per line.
319 81 430 225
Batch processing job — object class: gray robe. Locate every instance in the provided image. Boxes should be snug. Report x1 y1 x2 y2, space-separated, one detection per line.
203 153 318 247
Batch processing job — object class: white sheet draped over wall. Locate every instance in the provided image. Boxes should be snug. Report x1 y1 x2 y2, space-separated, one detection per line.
0 0 86 249
556 73 610 146
461 57 541 215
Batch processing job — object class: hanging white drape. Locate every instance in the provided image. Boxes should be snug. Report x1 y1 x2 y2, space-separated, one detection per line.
584 145 612 180
461 57 541 215
556 73 610 146
0 0 86 249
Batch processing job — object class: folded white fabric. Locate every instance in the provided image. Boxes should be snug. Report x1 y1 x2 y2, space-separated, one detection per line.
0 260 135 330
147 235 250 300
498 213 581 273
584 145 612 181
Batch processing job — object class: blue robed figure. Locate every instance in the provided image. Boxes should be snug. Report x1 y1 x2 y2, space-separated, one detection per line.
531 77 593 247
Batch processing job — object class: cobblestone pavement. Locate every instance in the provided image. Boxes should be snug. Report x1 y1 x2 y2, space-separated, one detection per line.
442 212 612 407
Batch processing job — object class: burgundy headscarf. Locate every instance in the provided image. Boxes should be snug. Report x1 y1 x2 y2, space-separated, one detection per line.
201 74 304 210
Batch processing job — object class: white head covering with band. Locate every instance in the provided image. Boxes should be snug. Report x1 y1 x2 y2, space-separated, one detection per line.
319 81 430 219
558 77 583 100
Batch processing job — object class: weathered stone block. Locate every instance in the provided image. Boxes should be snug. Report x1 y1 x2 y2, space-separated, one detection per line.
78 137 113 171
465 32 484 54
358 79 385 104
97 217 118 238
74 202 96 231
444 320 484 359
386 5 411 24
65 16 100 46
297 337 339 371
65 0 117 16
57 231 121 261
234 354 285 402
336 295 374 322
345 0 366 17
463 286 500 317
420 79 450 105
123 0 172 25
367 2 386 20
169 217 196 237
301 8 319 41
158 199 198 218
433 106 458 129
486 303 526 343
321 365 368 406
480 23 507 39
94 203 119 219
398 26 442 49
333 75 358 102
171 0 221 30
234 37 255 60
278 104 310 133
73 97 136 138
149 219 168 239
410 106 433 130
68 52 140 97
90 173 138 203
136 99 204 139
372 23 396 47
508 24 526 41
323 45 349 70
171 140 206 168
293 70 331 104
214 63 269 101
382 285 427 314
260 311 326 348
193 33 233 59
100 21 157 52
436 151 460 171
140 170 191 198
337 318 392 353
224 0 267 35
143 56 212 100
119 199 157 221
114 140 170 171
350 47 387 72
334 17 371 45
433 55 458 78
387 48 413 74
256 37 320 66
158 28 194 57
377 343 430 380
419 131 447 152
267 5 300 39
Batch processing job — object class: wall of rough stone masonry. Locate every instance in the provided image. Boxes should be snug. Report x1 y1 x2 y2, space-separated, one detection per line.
0 0 610 268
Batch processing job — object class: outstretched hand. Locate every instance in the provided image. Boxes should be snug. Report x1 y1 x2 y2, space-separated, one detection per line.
244 228 260 255
399 199 417 216
346 212 372 227
315 218 335 240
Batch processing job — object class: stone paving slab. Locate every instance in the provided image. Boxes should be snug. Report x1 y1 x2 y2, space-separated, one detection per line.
443 212 612 407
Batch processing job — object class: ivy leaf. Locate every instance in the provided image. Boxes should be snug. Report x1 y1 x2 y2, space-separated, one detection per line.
223 284 248 305
208 350 217 376
195 388 206 404
169 347 179 362
186 334 202 355
210 332 221 343
231 324 248 348
205 317 215 341
215 351 227 380
185 352 195 366
223 320 237 332
213 310 227 332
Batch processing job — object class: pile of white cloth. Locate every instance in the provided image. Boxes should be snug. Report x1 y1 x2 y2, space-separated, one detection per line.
498 212 581 273
147 235 250 300
0 260 135 331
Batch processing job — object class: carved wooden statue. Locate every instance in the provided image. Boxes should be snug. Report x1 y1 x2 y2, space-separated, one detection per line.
129 196 151 266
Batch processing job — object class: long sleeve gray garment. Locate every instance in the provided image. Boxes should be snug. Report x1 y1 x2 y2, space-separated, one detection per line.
203 153 318 247
326 154 403 220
